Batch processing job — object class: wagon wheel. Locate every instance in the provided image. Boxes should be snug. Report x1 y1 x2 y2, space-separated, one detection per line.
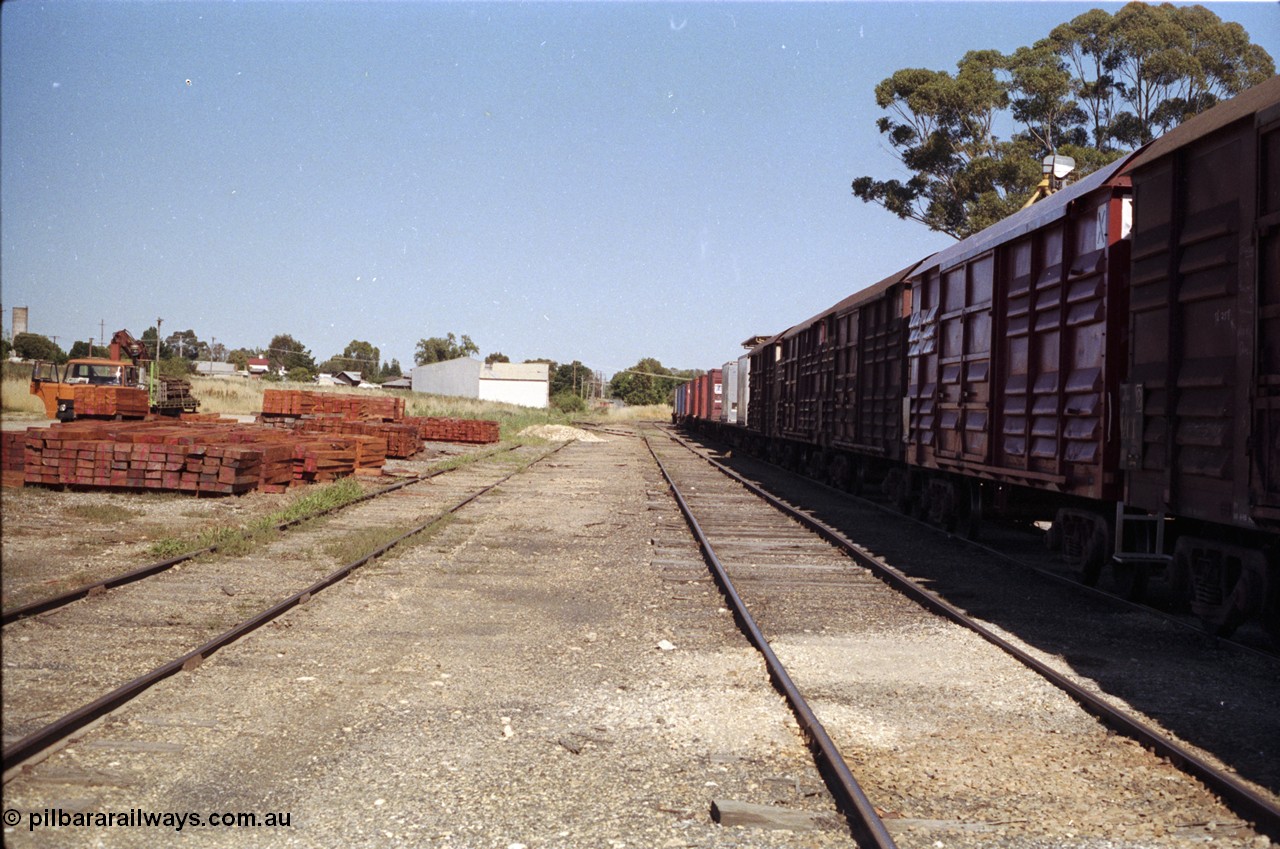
1110 559 1149 603
1191 555 1260 638
1263 595 1280 646
885 469 912 514
1167 545 1192 614
849 459 866 497
1079 525 1108 587
951 481 982 542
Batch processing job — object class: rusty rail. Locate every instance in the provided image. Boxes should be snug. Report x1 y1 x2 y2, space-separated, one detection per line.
1 445 520 626
644 432 898 849
660 425 1280 843
2 442 562 775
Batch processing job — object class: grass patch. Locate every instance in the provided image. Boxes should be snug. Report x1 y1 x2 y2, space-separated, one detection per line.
322 515 453 566
2 369 46 416
147 478 366 560
64 503 142 523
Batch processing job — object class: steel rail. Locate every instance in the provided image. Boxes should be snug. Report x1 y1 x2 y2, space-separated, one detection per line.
644 433 899 849
1 445 521 626
671 423 1278 663
2 442 564 776
660 426 1280 842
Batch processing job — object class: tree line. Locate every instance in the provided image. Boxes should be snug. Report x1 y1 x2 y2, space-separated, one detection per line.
852 2 1274 239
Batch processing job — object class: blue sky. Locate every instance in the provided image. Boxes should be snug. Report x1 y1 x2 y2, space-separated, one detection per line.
3 1 1278 378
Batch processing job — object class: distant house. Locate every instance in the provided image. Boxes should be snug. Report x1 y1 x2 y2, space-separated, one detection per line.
382 376 412 390
411 357 549 408
319 371 363 386
247 357 271 376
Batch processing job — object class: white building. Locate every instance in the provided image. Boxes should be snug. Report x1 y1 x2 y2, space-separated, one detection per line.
411 358 549 408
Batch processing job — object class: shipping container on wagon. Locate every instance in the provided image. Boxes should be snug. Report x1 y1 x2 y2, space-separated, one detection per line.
904 154 1134 506
720 361 739 424
1119 75 1280 534
703 368 723 422
672 379 688 421
736 354 751 430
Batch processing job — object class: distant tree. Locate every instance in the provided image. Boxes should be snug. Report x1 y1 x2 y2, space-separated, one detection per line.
13 333 65 363
226 349 254 372
197 341 226 363
164 329 202 360
0 337 11 360
379 359 403 381
551 360 593 397
268 334 316 376
286 366 314 383
330 339 379 374
159 356 194 378
414 333 478 366
551 391 587 414
141 327 169 359
608 358 679 406
68 341 110 359
315 357 346 375
485 352 510 364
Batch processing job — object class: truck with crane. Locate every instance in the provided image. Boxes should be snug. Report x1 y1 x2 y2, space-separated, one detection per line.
28 329 199 422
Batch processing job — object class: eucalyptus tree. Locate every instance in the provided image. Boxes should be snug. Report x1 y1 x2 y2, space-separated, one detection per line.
851 2 1273 239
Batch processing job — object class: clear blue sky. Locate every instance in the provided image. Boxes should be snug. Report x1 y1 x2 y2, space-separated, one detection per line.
3 1 1277 378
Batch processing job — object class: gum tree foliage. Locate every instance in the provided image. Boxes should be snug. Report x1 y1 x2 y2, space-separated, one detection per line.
164 329 203 360
414 333 478 366
852 2 1273 239
608 358 680 407
141 327 168 359
267 334 316 376
485 352 511 364
320 340 380 377
13 333 66 363
68 341 110 359
226 348 258 372
551 360 593 397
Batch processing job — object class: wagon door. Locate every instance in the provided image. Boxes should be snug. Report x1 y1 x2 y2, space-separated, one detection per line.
1126 121 1252 525
936 256 994 464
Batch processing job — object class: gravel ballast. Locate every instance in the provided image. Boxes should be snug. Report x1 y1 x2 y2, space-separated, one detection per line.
2 433 850 848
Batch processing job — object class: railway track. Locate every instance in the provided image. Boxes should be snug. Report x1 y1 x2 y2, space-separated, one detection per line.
0 444 520 625
646 424 1280 846
1 442 563 776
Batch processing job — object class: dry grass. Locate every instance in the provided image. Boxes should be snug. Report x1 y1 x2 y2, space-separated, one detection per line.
4 371 672 426
593 403 671 422
2 373 46 417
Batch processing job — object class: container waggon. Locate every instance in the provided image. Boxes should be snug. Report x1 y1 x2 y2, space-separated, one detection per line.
677 75 1280 638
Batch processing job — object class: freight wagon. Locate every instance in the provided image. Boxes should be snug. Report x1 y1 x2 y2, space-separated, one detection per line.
679 75 1280 638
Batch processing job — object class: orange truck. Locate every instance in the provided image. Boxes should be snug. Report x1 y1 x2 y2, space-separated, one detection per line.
28 330 198 422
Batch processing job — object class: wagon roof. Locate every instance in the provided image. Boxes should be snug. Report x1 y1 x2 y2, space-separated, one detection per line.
1121 74 1280 176
777 258 928 342
917 154 1131 277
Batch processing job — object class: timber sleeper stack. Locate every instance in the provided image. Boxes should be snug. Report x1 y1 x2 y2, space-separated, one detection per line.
261 389 499 447
13 420 370 495
6 391 502 493
404 416 501 445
